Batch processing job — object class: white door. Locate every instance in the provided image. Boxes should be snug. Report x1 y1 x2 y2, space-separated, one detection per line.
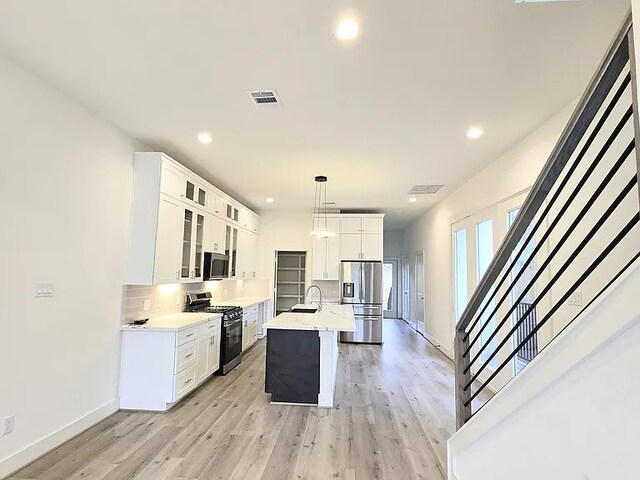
326 217 341 280
402 257 410 322
341 234 362 260
361 234 383 260
154 195 183 284
415 252 425 334
383 260 398 318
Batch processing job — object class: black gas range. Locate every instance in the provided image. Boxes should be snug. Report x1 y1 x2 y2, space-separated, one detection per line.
186 292 243 375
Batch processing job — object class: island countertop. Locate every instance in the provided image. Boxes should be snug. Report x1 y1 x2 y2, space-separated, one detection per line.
263 304 356 332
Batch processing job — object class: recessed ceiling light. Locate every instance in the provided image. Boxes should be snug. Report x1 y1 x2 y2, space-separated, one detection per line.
198 132 213 144
265 197 274 203
466 126 484 140
409 198 417 203
336 18 360 41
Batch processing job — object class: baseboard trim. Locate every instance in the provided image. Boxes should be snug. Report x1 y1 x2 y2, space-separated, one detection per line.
421 330 454 360
0 399 119 479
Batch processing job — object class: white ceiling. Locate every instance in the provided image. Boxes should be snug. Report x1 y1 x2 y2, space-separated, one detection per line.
0 0 629 229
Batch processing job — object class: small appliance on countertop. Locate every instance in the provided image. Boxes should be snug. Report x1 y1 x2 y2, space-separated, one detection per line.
186 292 243 375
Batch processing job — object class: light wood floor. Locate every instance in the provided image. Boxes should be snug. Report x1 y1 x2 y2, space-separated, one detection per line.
10 319 461 480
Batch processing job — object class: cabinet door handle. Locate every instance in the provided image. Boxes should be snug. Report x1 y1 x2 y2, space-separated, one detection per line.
185 353 194 359
184 378 193 385
186 333 194 338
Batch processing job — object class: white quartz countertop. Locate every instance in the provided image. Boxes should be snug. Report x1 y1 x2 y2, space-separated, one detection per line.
263 304 356 332
120 312 222 332
216 296 271 308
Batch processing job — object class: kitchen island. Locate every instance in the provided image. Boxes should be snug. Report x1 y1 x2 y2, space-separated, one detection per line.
263 304 355 407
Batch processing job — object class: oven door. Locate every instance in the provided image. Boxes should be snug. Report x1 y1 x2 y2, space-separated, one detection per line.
221 317 243 364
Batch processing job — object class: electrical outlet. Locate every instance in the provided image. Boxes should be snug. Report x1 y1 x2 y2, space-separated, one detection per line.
567 291 583 307
224 289 228 296
3 415 15 436
143 299 151 311
34 282 54 298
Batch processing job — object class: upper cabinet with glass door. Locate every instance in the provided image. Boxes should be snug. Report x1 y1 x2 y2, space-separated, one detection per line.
127 152 261 285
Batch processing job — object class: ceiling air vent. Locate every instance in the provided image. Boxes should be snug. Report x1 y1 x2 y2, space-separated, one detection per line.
248 90 281 108
408 184 444 195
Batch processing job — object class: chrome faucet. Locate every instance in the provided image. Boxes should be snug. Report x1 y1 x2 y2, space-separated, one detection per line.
305 285 323 311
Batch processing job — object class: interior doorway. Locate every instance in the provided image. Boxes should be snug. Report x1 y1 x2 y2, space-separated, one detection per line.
415 252 425 334
402 256 410 323
273 251 307 316
383 259 398 318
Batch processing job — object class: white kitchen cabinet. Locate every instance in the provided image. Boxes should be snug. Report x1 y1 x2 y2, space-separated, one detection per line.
338 214 384 261
340 217 363 234
340 233 383 261
258 300 272 339
361 234 384 261
160 160 186 200
236 230 258 279
119 314 222 411
153 195 184 284
250 212 261 234
312 216 341 280
340 234 363 261
340 215 384 234
243 304 260 350
238 208 252 231
203 214 226 255
361 216 384 234
207 192 227 219
179 207 205 282
183 176 208 210
128 152 260 285
196 320 221 383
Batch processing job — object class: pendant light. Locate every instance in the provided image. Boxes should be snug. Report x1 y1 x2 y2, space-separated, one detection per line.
310 175 335 238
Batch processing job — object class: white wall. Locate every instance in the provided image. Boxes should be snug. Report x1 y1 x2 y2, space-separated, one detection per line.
383 230 403 258
448 264 640 480
402 103 575 357
257 210 341 303
0 54 138 476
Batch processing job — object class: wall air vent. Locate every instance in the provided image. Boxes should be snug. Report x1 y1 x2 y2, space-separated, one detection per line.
248 90 281 108
408 184 444 195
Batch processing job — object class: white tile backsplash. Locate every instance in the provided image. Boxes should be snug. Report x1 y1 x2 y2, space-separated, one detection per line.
121 278 270 324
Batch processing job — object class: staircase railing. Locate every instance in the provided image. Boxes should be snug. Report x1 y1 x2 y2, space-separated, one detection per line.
455 12 640 429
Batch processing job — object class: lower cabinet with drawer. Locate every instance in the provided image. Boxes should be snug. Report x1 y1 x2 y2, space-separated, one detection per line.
119 315 222 411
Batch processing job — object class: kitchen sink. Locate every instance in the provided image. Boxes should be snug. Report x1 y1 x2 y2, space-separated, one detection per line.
290 307 318 314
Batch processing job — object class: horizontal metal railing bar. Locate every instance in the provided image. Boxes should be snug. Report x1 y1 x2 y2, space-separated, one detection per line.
465 172 638 385
462 74 632 340
464 106 634 354
466 213 640 406
545 249 640 351
465 175 638 390
463 138 635 370
454 21 631 337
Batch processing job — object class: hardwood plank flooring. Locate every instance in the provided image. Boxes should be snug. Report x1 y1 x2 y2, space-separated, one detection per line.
9 319 469 480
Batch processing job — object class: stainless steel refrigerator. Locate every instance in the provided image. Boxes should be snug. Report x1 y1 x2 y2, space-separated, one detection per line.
339 261 383 344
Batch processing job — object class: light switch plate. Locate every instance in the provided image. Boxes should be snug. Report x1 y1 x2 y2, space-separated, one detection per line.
34 282 54 298
143 299 151 311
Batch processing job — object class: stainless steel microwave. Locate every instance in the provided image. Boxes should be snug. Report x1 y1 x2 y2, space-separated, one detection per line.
203 252 229 280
